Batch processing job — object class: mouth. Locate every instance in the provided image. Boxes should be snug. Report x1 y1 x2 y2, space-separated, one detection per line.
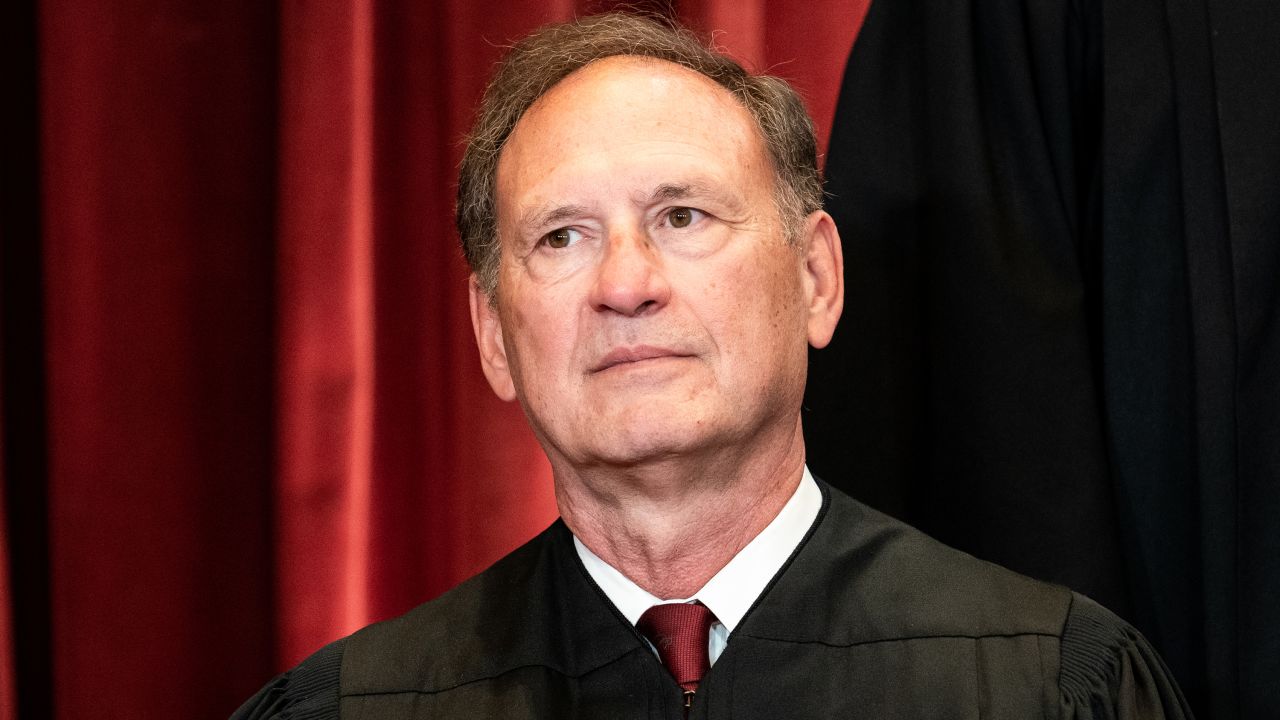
590 345 691 373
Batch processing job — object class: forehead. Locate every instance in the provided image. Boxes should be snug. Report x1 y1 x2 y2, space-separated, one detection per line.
494 56 769 214
518 54 753 133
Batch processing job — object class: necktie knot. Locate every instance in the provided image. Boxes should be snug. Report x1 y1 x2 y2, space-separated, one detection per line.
636 602 717 693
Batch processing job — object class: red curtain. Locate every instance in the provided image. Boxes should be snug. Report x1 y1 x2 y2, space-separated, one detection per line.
6 1 867 717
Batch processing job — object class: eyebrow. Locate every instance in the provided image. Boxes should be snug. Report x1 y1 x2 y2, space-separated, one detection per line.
648 181 747 216
518 203 591 234
650 182 698 203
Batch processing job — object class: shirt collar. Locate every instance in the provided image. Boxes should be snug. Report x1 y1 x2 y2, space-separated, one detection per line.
573 466 822 633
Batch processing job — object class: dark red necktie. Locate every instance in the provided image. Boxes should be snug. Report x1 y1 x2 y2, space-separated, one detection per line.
636 602 718 709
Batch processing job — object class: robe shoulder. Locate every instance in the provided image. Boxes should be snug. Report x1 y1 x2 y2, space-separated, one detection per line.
338 519 639 697
225 520 564 720
1059 592 1194 719
741 486 1077 643
743 486 1193 719
228 519 640 718
229 637 345 720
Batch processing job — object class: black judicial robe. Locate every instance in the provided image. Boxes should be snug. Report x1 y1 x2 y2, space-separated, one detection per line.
232 483 1191 719
808 1 1280 716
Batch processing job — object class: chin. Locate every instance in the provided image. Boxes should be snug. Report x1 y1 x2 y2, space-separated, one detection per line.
593 440 693 467
582 414 729 468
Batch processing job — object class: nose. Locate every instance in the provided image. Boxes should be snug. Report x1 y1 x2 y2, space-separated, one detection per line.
588 226 671 316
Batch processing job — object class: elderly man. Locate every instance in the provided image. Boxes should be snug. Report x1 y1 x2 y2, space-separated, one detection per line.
234 13 1191 720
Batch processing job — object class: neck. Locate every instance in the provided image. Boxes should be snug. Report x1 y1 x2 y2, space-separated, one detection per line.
554 419 807 599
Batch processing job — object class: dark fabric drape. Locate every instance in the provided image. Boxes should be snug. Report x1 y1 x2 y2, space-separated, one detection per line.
1 1 867 719
3 1 46 719
808 0 1280 718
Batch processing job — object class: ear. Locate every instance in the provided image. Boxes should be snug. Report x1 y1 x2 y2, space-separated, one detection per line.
799 211 844 349
468 275 518 401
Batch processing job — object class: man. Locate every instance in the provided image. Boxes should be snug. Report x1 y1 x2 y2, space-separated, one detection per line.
234 13 1191 719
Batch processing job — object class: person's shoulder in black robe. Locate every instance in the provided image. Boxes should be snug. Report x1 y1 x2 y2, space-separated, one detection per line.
231 482 1192 719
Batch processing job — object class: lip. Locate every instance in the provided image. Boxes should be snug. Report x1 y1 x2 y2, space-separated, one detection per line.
591 345 690 373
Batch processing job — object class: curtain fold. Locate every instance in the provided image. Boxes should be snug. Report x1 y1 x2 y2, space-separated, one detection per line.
810 0 1280 716
273 0 381 665
9 1 867 717
39 2 282 716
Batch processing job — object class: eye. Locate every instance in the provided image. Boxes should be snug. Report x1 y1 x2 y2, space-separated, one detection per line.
666 207 703 229
544 227 581 249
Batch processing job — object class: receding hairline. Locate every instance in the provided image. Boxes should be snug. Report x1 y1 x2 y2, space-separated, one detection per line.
496 54 765 167
519 52 741 99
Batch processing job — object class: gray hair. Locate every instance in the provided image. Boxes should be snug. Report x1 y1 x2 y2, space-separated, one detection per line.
456 12 824 297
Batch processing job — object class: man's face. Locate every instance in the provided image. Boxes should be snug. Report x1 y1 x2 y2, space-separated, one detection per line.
471 56 840 470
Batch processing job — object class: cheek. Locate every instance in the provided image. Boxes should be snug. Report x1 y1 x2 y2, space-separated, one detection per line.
717 254 807 362
501 293 576 383
683 258 778 357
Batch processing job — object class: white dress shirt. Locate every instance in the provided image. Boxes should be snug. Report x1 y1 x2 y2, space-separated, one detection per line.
573 466 822 664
